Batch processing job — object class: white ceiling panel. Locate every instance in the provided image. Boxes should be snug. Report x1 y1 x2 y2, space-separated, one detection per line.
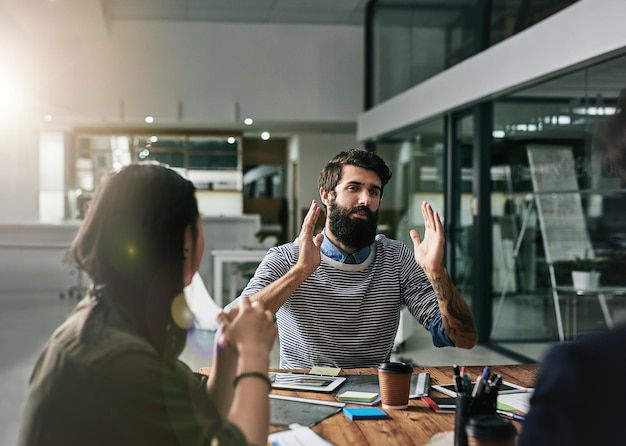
2 0 108 39
101 0 367 25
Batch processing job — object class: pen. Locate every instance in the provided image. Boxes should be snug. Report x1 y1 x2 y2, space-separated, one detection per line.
471 366 490 397
463 372 472 394
482 366 490 381
453 364 464 394
496 409 525 422
491 374 503 392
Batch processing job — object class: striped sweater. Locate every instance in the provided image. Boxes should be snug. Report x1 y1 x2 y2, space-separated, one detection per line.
240 234 440 368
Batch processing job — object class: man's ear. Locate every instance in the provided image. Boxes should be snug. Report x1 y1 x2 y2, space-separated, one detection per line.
319 187 330 206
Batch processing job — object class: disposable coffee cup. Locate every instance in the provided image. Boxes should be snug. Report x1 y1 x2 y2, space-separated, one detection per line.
377 361 413 409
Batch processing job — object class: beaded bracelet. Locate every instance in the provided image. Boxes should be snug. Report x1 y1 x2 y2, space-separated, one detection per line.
233 371 273 392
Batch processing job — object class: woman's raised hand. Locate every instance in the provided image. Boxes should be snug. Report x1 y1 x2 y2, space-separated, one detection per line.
217 297 277 356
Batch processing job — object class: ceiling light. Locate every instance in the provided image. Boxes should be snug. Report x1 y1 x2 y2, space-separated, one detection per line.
261 131 270 140
145 116 154 124
227 136 236 144
243 117 253 125
577 106 616 116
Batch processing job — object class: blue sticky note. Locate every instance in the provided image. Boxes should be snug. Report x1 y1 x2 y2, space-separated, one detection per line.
342 407 388 420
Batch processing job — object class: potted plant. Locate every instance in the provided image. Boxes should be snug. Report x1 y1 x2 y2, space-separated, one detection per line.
570 251 607 290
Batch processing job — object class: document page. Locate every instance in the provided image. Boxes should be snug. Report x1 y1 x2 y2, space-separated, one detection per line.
268 424 333 446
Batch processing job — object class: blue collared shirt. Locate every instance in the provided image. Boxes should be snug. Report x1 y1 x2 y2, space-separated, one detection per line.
318 231 453 347
429 312 453 347
320 232 371 263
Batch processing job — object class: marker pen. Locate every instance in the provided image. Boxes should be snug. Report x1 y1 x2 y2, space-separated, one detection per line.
471 366 490 397
496 409 525 422
453 364 464 394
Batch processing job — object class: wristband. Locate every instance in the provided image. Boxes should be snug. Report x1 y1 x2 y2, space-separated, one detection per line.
233 371 272 392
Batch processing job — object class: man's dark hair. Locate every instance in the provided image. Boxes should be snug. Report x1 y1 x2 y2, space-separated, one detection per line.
318 148 392 196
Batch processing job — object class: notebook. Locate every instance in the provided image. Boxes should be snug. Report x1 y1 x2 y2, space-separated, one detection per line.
343 407 388 420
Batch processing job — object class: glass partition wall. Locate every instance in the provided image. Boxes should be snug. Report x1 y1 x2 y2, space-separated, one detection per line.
489 58 626 358
369 53 626 361
366 0 625 360
366 0 577 109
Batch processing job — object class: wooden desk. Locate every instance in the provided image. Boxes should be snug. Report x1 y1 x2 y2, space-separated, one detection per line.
199 364 537 446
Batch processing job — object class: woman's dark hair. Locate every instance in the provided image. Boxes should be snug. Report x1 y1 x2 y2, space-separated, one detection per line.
318 148 392 197
71 162 199 356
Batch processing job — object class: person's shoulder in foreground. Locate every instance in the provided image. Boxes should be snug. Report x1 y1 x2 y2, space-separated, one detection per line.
519 323 626 446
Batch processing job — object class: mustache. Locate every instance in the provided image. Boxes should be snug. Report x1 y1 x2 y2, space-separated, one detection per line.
349 206 376 218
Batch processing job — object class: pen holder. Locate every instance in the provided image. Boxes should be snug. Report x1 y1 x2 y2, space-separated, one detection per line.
454 392 497 446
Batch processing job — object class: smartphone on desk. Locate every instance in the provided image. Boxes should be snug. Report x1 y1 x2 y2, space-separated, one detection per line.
431 381 529 397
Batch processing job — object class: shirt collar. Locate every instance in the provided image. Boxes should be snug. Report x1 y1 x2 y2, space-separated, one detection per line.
320 230 371 264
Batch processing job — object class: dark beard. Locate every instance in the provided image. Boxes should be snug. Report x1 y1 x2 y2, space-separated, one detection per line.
328 200 378 250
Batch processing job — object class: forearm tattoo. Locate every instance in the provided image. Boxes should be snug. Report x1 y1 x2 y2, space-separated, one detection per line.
431 277 477 342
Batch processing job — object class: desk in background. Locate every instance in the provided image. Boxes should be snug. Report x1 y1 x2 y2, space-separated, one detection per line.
198 364 537 446
211 248 268 307
555 286 626 339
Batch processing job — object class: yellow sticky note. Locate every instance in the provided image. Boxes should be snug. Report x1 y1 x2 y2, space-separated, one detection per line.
309 366 341 376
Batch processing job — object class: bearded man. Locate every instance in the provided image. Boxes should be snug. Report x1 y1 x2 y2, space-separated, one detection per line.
229 148 477 368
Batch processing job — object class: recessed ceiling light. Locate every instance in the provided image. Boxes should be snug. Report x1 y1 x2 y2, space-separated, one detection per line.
261 131 270 140
145 116 154 124
243 117 253 125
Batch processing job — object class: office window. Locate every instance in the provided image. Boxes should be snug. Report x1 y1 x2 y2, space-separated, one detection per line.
68 131 243 219
133 134 185 168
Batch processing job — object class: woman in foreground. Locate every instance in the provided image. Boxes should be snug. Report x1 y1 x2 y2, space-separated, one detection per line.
18 162 276 446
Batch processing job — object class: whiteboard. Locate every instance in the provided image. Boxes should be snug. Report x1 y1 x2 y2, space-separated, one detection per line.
526 145 593 263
